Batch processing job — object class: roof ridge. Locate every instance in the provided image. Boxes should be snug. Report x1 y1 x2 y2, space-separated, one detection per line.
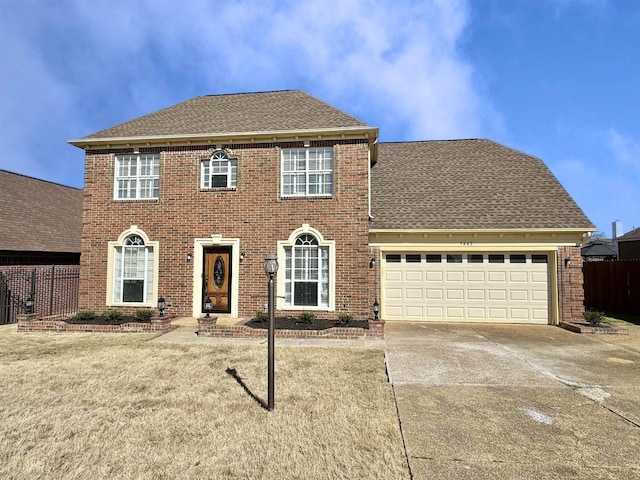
203 90 299 98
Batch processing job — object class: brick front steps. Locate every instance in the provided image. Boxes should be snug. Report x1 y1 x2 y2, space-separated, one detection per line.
17 313 175 334
559 321 629 335
197 317 385 340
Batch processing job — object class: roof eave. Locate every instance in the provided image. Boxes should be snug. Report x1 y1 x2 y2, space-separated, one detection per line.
369 227 597 234
68 126 380 150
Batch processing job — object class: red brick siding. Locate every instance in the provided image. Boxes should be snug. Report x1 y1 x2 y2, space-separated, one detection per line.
557 246 585 323
80 141 374 320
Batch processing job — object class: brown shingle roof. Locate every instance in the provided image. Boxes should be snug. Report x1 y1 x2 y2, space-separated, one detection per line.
370 139 594 230
80 90 369 140
617 227 640 242
0 170 83 253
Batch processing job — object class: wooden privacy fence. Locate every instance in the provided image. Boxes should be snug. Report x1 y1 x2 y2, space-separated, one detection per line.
0 265 80 324
583 260 640 315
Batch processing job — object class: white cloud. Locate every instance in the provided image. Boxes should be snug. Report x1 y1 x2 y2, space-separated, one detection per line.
607 129 640 178
551 143 640 235
0 0 495 187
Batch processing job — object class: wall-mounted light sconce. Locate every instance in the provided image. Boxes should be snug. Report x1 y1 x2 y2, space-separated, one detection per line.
564 258 572 267
369 257 376 268
240 252 246 261
157 296 166 317
187 253 193 262
303 140 311 147
204 297 213 318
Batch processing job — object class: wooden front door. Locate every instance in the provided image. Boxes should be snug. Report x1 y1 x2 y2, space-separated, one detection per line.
203 248 232 313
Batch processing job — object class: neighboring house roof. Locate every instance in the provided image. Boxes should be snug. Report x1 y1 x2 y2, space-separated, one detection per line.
76 90 370 141
617 227 640 242
0 170 83 253
581 240 617 257
370 139 595 231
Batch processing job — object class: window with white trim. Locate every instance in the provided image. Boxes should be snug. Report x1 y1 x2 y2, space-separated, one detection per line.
113 234 154 303
201 151 238 189
281 147 333 197
114 154 159 199
283 234 330 307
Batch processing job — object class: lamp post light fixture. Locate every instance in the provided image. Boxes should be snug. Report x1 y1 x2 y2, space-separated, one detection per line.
25 295 35 315
157 296 166 317
204 297 213 318
373 300 380 321
263 253 279 412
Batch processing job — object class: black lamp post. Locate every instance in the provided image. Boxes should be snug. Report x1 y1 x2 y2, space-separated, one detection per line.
157 296 166 317
264 253 279 412
373 300 380 321
204 297 213 318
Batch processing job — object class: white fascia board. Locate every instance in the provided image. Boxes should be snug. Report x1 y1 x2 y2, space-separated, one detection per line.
68 126 380 149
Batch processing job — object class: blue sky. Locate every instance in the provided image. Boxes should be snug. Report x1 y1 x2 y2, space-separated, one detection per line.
1 0 638 236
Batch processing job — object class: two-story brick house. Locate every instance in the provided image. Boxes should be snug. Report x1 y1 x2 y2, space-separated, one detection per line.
70 90 594 324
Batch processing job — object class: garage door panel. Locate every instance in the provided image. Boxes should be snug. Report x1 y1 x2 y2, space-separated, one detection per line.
488 271 507 282
489 308 508 319
467 289 485 300
488 290 507 301
510 290 528 301
531 272 548 283
386 271 402 281
531 290 548 301
446 271 464 282
510 308 529 319
446 307 465 318
404 271 423 282
467 307 486 319
510 271 529 282
426 289 443 299
405 288 423 300
382 252 549 324
425 271 443 282
467 271 485 282
532 309 549 320
386 288 403 299
447 289 464 300
405 306 424 318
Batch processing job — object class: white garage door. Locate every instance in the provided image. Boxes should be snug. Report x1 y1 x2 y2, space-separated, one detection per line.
382 253 549 324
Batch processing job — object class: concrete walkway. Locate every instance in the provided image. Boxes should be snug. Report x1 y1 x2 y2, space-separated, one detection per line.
384 322 640 479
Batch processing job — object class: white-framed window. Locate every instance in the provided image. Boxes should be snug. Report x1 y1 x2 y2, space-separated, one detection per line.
281 147 333 197
107 227 158 306
201 151 238 189
114 154 159 200
278 225 335 310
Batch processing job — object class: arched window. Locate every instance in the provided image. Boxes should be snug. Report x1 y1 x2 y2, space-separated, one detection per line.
283 233 330 307
111 232 155 304
201 151 238 189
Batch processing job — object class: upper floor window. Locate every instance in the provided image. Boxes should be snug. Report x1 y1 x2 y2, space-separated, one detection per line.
114 154 159 200
201 151 237 189
281 147 333 197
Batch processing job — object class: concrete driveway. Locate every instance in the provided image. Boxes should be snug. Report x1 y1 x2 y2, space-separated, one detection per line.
384 322 640 479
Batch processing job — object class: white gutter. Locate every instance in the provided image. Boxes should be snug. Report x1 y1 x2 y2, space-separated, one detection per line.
69 126 380 149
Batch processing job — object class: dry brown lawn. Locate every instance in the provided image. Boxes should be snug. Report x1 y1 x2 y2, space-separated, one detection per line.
0 324 409 479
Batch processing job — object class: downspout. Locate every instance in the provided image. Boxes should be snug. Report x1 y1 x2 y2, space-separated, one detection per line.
368 140 377 220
